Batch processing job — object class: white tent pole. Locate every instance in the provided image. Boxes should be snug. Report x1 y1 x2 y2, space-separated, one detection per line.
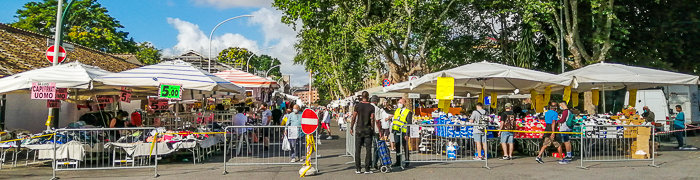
602 83 606 113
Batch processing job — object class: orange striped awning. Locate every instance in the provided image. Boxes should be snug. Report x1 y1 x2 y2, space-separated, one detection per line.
214 69 279 88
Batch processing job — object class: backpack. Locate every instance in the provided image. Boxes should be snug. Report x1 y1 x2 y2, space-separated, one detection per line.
564 110 576 128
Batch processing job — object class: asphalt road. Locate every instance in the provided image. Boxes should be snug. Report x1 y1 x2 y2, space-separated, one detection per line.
2 128 700 180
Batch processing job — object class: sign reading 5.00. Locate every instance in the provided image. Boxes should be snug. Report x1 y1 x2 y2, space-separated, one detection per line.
158 84 183 100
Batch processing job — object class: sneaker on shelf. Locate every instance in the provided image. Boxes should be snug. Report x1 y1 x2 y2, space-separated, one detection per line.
559 160 569 164
326 136 333 140
364 171 374 174
535 157 544 164
500 156 509 160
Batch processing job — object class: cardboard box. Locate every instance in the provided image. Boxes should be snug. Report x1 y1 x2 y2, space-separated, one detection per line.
634 135 650 159
637 127 651 136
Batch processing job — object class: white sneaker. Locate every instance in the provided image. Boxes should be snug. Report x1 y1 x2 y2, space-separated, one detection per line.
291 159 296 163
326 136 333 140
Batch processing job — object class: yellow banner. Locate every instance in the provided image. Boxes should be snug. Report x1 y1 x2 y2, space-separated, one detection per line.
572 92 579 107
629 89 638 107
535 95 544 113
544 86 551 105
478 86 486 104
530 89 538 110
491 92 497 109
439 99 451 111
563 86 571 104
436 77 455 100
592 89 599 106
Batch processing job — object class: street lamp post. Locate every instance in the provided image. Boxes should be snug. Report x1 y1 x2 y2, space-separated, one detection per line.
264 64 281 77
246 46 275 73
208 15 253 73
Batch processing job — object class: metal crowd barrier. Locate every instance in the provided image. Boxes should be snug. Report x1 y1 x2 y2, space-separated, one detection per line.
400 124 491 169
340 127 355 164
577 125 659 169
0 134 56 169
222 126 317 174
52 127 159 179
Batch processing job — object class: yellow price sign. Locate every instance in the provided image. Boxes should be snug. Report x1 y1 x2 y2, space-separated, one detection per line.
436 77 454 100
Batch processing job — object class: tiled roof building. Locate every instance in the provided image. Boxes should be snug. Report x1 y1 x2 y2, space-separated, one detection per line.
0 23 140 76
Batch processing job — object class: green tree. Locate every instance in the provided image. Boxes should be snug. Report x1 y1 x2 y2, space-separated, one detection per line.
275 0 458 83
251 55 282 78
609 0 700 75
135 42 161 65
522 0 622 69
11 0 137 53
216 47 253 68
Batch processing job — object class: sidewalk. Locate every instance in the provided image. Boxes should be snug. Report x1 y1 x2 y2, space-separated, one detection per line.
2 129 700 180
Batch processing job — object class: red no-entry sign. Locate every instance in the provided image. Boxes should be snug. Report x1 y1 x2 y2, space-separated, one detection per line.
46 45 66 64
301 109 319 135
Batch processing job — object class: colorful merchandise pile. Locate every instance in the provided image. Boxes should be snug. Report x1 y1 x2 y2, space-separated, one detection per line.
432 115 495 138
513 115 546 139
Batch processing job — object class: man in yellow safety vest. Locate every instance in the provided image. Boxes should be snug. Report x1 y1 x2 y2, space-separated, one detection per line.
391 98 412 167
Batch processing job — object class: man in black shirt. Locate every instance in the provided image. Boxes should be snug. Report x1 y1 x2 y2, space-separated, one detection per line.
499 103 516 160
351 91 375 174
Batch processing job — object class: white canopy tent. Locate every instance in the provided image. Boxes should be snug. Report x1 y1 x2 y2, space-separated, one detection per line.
355 86 405 98
96 60 245 94
561 62 700 91
384 61 574 96
0 62 111 94
560 62 700 112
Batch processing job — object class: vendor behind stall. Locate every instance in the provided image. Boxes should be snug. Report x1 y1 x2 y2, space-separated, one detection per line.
109 111 132 141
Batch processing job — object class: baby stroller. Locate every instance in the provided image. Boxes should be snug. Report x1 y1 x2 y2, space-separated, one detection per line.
376 139 392 173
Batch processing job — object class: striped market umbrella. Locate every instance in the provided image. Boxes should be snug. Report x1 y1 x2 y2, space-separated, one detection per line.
96 60 244 93
213 69 279 88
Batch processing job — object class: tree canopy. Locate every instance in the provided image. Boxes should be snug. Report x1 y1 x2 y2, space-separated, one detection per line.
274 0 700 104
11 0 139 54
215 47 282 79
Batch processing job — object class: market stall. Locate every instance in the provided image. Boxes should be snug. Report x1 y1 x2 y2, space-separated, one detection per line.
560 62 700 113
384 61 576 159
214 69 278 103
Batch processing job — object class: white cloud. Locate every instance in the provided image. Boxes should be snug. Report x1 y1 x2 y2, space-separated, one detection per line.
248 8 308 87
190 0 273 8
164 17 259 58
164 7 308 87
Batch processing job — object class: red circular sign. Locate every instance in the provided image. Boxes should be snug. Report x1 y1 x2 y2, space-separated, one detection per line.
46 46 66 63
301 109 319 135
383 79 391 87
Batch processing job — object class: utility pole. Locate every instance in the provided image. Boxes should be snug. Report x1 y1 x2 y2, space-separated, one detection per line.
309 70 312 105
47 0 64 130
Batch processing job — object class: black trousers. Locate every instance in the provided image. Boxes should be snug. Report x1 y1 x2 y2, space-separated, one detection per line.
393 130 410 164
355 133 373 171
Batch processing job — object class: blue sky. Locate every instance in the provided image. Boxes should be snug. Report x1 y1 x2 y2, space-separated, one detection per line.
0 0 309 86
